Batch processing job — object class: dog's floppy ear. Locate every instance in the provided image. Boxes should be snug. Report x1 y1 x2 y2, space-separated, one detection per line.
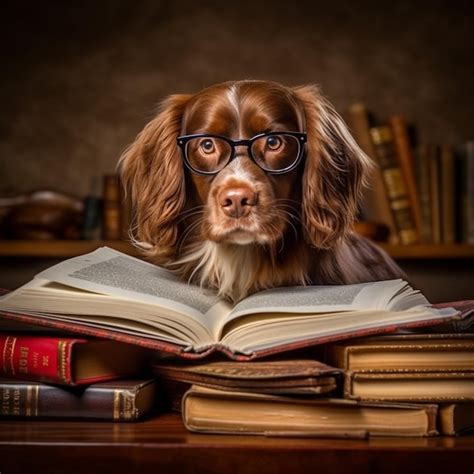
292 84 371 249
118 94 191 262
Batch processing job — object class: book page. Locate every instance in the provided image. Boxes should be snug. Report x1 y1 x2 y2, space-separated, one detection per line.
34 247 222 319
222 279 425 330
225 282 380 322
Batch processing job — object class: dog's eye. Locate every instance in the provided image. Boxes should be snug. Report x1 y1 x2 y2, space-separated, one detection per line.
266 136 282 150
200 139 215 154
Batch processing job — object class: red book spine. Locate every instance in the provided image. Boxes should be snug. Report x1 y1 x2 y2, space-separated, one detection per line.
0 335 81 385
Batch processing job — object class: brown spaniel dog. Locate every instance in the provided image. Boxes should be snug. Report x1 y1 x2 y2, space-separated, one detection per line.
119 80 403 302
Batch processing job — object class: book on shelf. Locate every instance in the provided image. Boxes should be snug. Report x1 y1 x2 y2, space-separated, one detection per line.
0 378 157 421
370 126 419 245
389 115 423 240
428 147 442 244
0 247 461 361
347 103 398 243
343 371 474 402
102 174 122 240
416 144 435 243
324 333 474 372
181 385 438 438
457 141 474 244
80 176 102 240
438 402 474 436
0 335 151 386
440 145 456 244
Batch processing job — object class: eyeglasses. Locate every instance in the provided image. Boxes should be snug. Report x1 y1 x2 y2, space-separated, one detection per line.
177 131 307 175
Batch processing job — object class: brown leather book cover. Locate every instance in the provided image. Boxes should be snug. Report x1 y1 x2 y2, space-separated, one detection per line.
344 371 474 402
370 126 419 244
102 174 122 240
324 333 474 373
428 149 442 244
153 359 341 395
0 378 157 421
389 115 422 241
347 103 398 243
182 385 438 437
438 402 474 435
440 144 456 244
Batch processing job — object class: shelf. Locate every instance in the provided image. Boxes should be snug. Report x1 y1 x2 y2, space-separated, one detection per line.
0 240 137 258
378 243 474 259
0 240 474 259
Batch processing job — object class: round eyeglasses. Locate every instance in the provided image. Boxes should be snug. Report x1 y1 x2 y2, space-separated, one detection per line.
177 131 307 175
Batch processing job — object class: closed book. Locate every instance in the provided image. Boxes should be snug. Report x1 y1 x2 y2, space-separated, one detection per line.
428 149 442 244
370 126 418 244
440 145 456 244
0 248 462 361
102 174 122 240
416 144 436 243
344 372 474 402
324 333 474 372
347 104 398 243
465 142 474 243
153 359 341 395
0 378 156 421
389 115 422 241
182 385 438 437
438 402 474 435
0 335 150 386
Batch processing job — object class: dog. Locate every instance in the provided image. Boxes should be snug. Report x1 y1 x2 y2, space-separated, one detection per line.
119 80 404 302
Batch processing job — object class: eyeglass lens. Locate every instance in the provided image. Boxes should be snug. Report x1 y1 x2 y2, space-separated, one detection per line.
185 134 301 173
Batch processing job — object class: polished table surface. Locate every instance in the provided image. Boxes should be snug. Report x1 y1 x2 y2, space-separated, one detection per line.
1 413 473 474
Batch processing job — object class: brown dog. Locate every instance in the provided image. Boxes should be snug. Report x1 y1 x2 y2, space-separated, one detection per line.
119 80 404 301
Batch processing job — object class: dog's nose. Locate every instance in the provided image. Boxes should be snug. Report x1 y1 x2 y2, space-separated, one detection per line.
219 187 257 218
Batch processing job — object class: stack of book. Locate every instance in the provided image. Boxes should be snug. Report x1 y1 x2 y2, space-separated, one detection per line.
325 333 474 435
0 332 157 421
0 247 472 437
348 104 474 245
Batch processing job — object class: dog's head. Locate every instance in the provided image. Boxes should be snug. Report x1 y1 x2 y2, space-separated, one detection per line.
119 80 370 298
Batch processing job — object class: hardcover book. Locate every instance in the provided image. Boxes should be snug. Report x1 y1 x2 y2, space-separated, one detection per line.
0 335 151 385
153 359 341 395
343 372 474 402
370 125 418 244
182 385 438 437
438 403 474 435
0 248 461 361
389 115 422 241
347 103 398 243
0 378 156 421
324 333 474 373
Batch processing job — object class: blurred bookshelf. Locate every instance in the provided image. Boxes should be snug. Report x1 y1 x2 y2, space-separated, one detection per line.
0 240 136 258
0 240 474 260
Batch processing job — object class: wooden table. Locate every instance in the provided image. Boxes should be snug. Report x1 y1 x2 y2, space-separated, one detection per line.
1 413 473 474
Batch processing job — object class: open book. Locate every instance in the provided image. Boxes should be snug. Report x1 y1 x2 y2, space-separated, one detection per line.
0 247 460 360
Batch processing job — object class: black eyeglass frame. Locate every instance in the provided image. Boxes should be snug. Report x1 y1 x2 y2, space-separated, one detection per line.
177 131 307 176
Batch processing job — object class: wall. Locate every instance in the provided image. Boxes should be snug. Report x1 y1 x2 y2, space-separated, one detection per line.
1 0 473 196
0 0 473 299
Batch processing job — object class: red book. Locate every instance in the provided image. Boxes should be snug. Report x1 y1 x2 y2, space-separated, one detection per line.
0 335 150 385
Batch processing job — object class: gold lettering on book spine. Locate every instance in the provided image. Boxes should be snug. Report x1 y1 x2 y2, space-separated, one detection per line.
3 336 17 376
114 390 120 420
26 385 32 416
25 385 39 417
57 341 69 384
33 385 39 416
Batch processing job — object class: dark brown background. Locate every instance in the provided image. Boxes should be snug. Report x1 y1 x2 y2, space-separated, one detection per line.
0 0 473 300
1 0 473 196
